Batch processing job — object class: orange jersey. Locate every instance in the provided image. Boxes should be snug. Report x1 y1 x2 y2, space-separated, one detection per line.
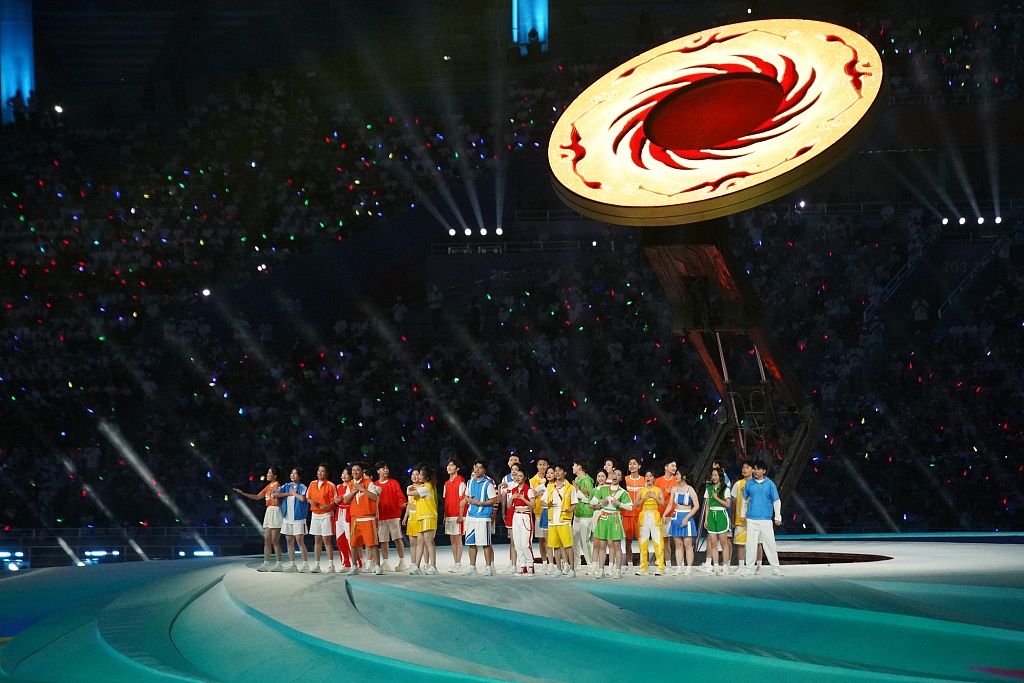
347 476 379 519
306 479 337 513
259 483 281 507
654 475 676 514
623 474 644 518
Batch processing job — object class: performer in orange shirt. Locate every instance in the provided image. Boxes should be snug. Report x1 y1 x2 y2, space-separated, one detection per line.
342 461 382 575
654 458 679 569
622 456 644 570
306 463 337 573
233 466 285 572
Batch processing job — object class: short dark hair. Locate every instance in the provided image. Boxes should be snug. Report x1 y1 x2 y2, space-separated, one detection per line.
447 458 462 471
375 461 389 471
751 460 769 471
472 458 488 471
317 462 331 476
536 455 550 465
291 466 304 479
573 456 589 470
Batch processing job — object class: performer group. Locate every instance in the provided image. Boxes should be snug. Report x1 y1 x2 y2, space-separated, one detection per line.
233 454 785 578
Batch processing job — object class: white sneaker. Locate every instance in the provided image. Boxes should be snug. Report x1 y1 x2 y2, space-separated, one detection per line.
743 568 755 577
310 564 321 574
380 562 392 573
346 566 360 576
683 566 693 576
299 563 311 573
727 566 738 575
425 566 438 575
673 566 682 576
371 564 383 575
256 562 271 572
483 565 494 576
408 565 421 575
547 565 560 577
771 567 784 577
754 563 762 574
635 569 648 576
705 564 715 574
462 565 477 576
715 566 724 576
594 568 605 579
564 569 576 579
285 564 298 573
654 569 663 576
328 565 336 574
612 569 622 579
271 563 284 572
448 563 462 574
395 562 407 573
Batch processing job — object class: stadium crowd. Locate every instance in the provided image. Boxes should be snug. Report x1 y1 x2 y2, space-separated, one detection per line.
2 6 1023 539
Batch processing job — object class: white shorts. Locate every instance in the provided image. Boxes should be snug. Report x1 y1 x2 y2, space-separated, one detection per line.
444 516 462 535
282 520 308 537
463 518 492 547
377 518 403 542
263 506 283 530
309 512 334 536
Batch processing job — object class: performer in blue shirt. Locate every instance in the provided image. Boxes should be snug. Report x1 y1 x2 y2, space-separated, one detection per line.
742 460 784 576
462 459 498 576
274 467 311 572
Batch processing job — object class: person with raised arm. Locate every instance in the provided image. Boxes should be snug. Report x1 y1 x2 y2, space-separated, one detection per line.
232 466 284 572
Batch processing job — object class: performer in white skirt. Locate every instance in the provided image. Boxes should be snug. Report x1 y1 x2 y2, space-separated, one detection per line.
232 466 285 571
274 467 310 572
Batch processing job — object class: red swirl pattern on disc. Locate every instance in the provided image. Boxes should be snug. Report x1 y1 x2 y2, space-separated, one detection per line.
548 20 884 226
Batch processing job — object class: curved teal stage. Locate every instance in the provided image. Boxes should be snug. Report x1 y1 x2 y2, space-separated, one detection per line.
1 539 1022 682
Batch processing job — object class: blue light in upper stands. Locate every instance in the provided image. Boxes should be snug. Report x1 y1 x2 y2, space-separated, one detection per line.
0 0 34 125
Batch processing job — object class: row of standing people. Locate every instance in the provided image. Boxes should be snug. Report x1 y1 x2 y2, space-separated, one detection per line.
232 454 785 578
490 454 784 578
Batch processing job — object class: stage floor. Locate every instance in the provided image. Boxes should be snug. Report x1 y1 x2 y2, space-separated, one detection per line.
1 538 1023 682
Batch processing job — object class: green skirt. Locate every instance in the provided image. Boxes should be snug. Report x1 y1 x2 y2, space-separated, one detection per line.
594 513 624 541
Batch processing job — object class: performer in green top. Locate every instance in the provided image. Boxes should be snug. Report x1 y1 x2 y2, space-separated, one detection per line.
703 467 732 575
571 456 596 570
589 469 633 579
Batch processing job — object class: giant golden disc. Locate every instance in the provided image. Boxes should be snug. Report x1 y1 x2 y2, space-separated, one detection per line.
548 19 884 226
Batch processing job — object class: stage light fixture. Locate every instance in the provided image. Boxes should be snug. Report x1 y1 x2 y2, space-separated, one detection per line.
959 217 966 225
480 228 488 235
941 218 949 225
448 228 456 236
496 228 504 236
201 289 211 297
463 228 472 236
995 216 1002 224
977 217 984 225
